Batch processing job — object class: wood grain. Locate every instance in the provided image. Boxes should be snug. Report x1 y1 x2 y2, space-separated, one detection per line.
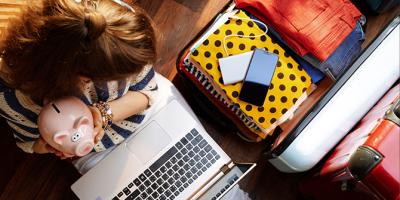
0 0 399 199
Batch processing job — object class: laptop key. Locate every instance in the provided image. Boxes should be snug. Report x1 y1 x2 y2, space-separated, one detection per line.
149 175 156 182
190 128 199 136
198 140 207 148
196 162 203 169
144 180 151 187
156 178 163 185
144 169 152 177
190 167 197 174
139 174 146 182
181 148 188 155
160 166 167 173
170 185 177 192
186 143 193 150
128 183 133 188
165 189 172 197
165 161 172 168
194 135 203 142
193 146 200 152
178 160 184 166
168 177 174 184
191 139 200 146
188 178 193 184
112 197 118 200
204 145 212 152
170 194 175 200
146 188 153 195
197 171 202 176
151 191 158 198
211 158 216 164
183 183 189 188
202 167 207 172
188 151 195 157
183 164 190 170
149 146 178 172
155 170 162 177
199 150 206 157
160 194 167 200
182 155 190 162
178 168 185 175
174 191 180 197
140 193 147 199
185 172 192 179
180 137 188 145
167 169 174 176
215 154 221 160
123 187 131 195
157 186 165 194
179 187 184 192
173 173 180 180
170 157 178 164
172 164 179 171
138 184 145 192
211 150 217 156
206 153 213 160
206 163 211 168
117 192 123 197
193 174 198 180
189 159 196 166
175 180 182 188
133 178 141 186
176 152 183 159
125 189 140 200
194 155 201 161
201 158 208 164
151 183 158 190
175 142 183 149
185 133 193 141
180 176 187 183
162 182 169 189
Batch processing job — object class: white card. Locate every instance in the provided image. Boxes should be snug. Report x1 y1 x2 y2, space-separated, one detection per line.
218 51 253 85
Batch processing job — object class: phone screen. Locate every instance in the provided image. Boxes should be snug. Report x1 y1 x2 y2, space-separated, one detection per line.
239 48 278 106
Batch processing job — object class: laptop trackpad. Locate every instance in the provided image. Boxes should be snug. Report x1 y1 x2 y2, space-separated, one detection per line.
126 121 172 164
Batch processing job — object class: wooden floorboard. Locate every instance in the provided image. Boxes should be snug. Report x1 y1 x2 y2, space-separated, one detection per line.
0 0 399 199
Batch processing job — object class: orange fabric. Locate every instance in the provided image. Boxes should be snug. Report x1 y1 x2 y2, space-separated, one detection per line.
235 0 362 61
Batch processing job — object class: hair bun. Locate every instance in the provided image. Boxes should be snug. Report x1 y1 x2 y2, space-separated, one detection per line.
83 11 106 41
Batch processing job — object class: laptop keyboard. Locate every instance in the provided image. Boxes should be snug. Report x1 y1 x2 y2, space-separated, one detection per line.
113 128 221 200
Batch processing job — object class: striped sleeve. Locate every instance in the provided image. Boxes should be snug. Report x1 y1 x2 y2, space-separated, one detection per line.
128 65 158 106
0 81 40 153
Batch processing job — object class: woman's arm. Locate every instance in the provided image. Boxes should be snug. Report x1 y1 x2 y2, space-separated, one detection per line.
108 91 149 122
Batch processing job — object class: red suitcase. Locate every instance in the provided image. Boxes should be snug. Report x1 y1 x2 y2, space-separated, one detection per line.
300 84 400 200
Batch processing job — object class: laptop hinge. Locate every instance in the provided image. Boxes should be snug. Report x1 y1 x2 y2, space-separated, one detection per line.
219 162 234 174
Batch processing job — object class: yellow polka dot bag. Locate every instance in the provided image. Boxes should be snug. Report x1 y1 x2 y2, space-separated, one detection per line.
190 10 312 136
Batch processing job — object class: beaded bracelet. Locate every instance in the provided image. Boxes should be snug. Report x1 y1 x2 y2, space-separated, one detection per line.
93 101 113 130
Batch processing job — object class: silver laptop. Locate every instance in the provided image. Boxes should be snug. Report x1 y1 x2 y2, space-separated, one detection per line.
71 99 256 200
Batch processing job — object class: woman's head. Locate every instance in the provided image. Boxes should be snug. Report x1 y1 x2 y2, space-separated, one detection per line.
1 0 157 100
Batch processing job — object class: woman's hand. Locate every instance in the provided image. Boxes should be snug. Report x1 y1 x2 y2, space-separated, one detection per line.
89 106 105 144
33 137 55 154
33 137 70 159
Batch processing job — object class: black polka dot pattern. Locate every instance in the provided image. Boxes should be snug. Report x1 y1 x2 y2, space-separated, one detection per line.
232 91 239 98
239 44 246 50
189 11 312 129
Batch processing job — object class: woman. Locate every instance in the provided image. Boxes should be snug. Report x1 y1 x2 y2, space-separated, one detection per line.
0 0 158 173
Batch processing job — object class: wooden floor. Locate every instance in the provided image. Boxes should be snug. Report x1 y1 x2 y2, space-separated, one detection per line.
0 0 399 199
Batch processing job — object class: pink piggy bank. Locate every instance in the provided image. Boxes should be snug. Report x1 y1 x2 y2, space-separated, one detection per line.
38 96 95 157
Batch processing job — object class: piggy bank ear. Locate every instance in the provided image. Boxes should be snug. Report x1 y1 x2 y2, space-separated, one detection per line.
53 131 69 145
74 116 90 129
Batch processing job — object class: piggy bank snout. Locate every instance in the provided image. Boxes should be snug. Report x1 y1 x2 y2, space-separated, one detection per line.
75 140 94 157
